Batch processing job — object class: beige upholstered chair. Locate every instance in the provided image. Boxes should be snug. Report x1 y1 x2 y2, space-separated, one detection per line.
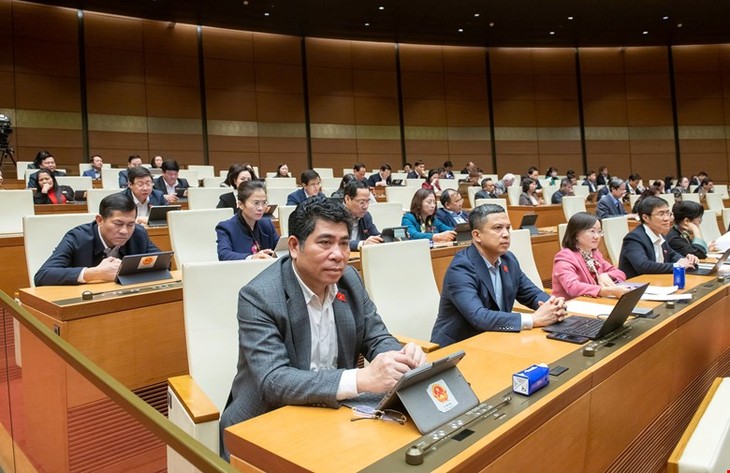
168 208 233 267
0 189 34 234
602 215 629 265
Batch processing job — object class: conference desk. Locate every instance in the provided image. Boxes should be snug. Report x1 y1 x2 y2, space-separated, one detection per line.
33 200 189 214
225 273 730 472
17 273 186 472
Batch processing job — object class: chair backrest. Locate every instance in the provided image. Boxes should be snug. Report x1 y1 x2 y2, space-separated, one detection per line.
562 195 587 221
182 259 276 412
278 205 297 236
85 188 121 214
573 185 589 198
440 179 458 191
714 184 729 199
101 167 123 189
0 189 34 234
385 186 419 212
628 193 640 208
405 178 424 188
23 213 95 286
657 193 675 207
602 215 629 265
320 177 341 190
391 172 407 182
202 176 226 188
361 240 439 341
467 186 481 208
474 198 509 217
56 176 93 191
177 169 199 187
699 209 722 243
16 161 33 178
542 185 559 204
704 192 724 211
367 203 403 230
508 228 543 290
507 185 522 206
313 167 334 179
187 165 215 178
186 187 230 210
267 187 298 207
557 223 567 246
168 208 233 267
265 177 297 188
724 209 730 233
681 192 701 204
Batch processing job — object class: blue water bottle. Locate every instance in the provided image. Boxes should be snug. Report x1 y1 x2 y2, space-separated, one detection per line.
673 263 685 289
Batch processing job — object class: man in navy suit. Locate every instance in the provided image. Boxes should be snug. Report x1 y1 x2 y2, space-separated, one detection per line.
366 164 392 187
152 159 190 203
286 169 324 205
596 178 628 220
82 154 104 180
435 189 469 229
583 170 598 193
34 193 160 286
27 152 66 189
618 196 698 279
343 180 382 250
122 166 168 225
431 203 566 347
118 154 143 188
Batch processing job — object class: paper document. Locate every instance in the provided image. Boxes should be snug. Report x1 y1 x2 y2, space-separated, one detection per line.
713 231 730 252
620 283 677 295
640 293 692 301
566 300 616 317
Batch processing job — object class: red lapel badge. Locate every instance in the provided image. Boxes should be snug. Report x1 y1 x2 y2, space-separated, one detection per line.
502 265 509 273
336 292 346 302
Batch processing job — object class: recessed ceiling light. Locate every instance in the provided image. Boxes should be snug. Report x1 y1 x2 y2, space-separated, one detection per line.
642 30 648 35
489 22 495 27
474 13 480 17
458 28 464 33
243 0 249 5
677 23 683 28
264 12 270 16
567 16 573 20
549 31 555 35
378 6 385 10
662 16 669 20
364 22 370 26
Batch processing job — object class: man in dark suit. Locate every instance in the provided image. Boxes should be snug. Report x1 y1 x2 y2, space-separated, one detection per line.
82 154 104 180
118 154 143 188
152 159 190 203
343 180 382 250
219 196 426 459
366 164 392 187
430 203 566 347
596 178 628 220
618 196 698 279
27 152 66 189
407 160 426 179
550 178 574 204
286 169 324 205
474 177 498 200
435 189 469 229
626 173 644 195
583 170 598 193
34 193 160 286
122 166 168 225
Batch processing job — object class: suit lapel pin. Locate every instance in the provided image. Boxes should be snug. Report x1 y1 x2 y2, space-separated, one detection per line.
502 265 508 273
336 292 346 302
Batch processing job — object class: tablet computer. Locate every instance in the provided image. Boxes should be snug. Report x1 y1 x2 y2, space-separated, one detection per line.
147 205 181 227
115 251 174 285
381 226 409 243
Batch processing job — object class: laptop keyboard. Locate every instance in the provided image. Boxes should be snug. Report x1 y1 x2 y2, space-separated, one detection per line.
562 317 603 337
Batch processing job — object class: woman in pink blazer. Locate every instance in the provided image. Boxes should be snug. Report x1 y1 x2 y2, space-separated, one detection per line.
551 212 629 299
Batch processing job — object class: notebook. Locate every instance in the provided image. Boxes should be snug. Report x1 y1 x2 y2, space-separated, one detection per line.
687 247 730 276
376 350 478 434
520 214 539 235
542 284 648 340
147 205 181 227
381 226 409 242
115 251 174 285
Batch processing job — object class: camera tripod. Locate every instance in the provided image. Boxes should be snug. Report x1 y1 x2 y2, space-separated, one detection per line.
0 146 16 170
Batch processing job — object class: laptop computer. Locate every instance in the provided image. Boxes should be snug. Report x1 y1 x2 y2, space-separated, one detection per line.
391 179 404 186
687 247 730 276
274 237 289 258
520 214 539 235
263 203 278 217
375 350 478 434
147 205 181 227
454 222 472 243
381 226 409 243
542 284 648 340
115 251 174 285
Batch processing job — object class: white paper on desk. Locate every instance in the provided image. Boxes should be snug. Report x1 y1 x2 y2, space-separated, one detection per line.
713 231 730 252
640 293 693 301
566 300 615 317
619 283 677 295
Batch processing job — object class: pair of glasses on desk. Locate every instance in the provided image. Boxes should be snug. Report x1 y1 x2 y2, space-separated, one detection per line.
350 406 407 425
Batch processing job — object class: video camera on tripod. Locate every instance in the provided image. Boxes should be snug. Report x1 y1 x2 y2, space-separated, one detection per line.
0 114 16 167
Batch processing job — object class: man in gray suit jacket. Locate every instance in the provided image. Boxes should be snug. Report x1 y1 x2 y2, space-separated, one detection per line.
219 196 426 459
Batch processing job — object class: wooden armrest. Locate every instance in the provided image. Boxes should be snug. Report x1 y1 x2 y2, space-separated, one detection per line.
394 334 439 353
168 375 220 423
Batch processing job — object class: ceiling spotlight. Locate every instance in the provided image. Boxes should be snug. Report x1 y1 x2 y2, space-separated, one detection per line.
474 13 480 17
489 22 495 27
264 12 270 16
662 16 669 20
677 23 683 27
458 28 464 33
549 31 555 35
243 0 248 4
378 6 385 10
642 30 648 35
567 16 573 20
364 22 370 26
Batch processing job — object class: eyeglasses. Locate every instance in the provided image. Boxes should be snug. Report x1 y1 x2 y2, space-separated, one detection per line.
350 406 407 425
352 198 370 206
585 230 604 237
248 200 268 209
651 210 673 218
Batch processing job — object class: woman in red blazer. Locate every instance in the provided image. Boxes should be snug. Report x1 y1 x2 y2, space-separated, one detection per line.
551 212 629 300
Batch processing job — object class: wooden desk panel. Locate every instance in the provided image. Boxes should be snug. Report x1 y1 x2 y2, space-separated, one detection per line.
0 234 28 296
226 279 730 472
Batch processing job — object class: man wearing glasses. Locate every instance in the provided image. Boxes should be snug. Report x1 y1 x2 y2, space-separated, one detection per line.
343 180 383 250
618 196 698 278
219 196 426 459
34 194 159 286
287 169 324 205
122 166 168 225
435 189 469 229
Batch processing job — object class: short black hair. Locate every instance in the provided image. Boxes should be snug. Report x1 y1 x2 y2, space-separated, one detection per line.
380 163 392 172
480 177 493 187
34 150 53 166
160 160 180 172
672 200 704 223
99 193 136 218
559 178 572 189
89 154 102 163
301 169 320 185
528 166 538 174
344 179 368 199
353 163 366 172
637 196 668 222
127 165 152 184
224 163 257 187
289 195 353 244
440 188 458 206
521 177 536 193
128 154 142 164
562 212 598 251
469 202 507 231
628 173 642 182
414 160 424 167
237 180 266 203
443 161 453 168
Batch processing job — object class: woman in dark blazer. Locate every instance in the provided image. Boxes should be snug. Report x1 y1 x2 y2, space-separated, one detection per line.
216 180 279 260
666 201 712 259
217 163 257 211
33 169 74 204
